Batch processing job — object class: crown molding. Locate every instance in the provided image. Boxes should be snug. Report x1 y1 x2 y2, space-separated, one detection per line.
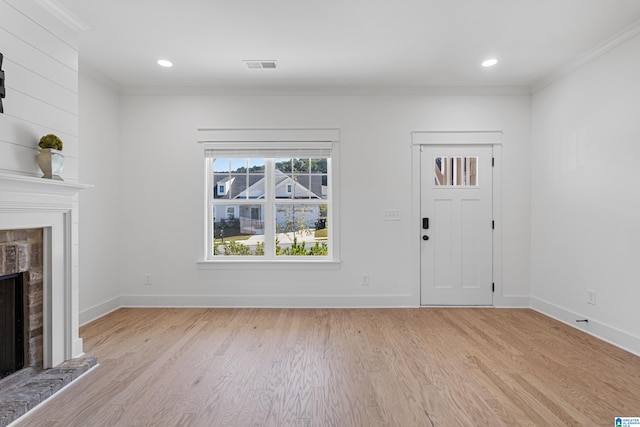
120 84 531 97
531 18 640 93
36 0 91 32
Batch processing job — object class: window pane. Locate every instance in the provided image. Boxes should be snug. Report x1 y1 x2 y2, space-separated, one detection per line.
465 157 478 185
213 158 265 199
275 204 328 256
274 158 292 173
213 204 265 256
310 158 327 173
434 156 447 185
294 158 310 173
275 158 327 200
434 156 478 186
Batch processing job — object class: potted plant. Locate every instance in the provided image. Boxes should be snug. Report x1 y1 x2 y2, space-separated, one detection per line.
36 134 65 180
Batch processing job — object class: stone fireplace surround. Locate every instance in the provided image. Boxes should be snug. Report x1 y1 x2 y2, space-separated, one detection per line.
0 228 44 377
0 173 93 424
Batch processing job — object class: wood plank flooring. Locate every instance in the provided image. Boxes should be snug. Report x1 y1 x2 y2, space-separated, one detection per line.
13 308 640 426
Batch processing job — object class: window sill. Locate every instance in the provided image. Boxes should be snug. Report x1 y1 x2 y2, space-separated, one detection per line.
197 259 342 270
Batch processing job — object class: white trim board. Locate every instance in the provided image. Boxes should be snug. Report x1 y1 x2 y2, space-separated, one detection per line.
79 296 121 326
197 128 340 143
411 131 503 307
122 85 531 97
531 297 640 357
120 294 418 308
411 131 503 145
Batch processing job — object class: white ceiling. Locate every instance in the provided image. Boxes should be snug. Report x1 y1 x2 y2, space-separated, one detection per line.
55 0 640 91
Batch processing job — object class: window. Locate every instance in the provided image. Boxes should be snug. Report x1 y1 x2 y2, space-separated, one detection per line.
434 156 478 186
199 129 339 262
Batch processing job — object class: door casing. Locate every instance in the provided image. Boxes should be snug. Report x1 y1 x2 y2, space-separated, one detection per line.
411 131 502 306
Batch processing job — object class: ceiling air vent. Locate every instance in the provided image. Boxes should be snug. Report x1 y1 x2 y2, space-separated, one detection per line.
244 60 278 69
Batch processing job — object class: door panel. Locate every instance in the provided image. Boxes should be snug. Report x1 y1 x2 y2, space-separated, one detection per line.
461 199 481 289
433 199 453 289
421 145 493 305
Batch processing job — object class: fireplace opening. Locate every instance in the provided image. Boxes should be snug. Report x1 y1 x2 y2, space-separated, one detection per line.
0 272 25 379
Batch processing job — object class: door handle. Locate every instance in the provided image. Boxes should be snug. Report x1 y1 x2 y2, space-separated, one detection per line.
422 218 429 229
423 235 429 241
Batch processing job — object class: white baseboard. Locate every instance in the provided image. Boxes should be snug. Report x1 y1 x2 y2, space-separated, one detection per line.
113 294 531 309
531 297 640 357
120 294 418 308
71 338 84 359
79 296 121 326
494 294 531 307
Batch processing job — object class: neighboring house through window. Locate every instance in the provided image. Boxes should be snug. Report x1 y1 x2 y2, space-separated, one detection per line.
198 128 339 261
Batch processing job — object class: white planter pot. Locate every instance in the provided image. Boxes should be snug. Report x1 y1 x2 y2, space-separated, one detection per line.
36 148 65 180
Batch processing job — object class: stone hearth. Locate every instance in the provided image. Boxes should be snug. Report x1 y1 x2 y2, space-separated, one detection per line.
0 356 97 427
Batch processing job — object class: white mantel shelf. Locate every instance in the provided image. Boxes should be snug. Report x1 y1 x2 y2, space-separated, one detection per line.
0 172 93 197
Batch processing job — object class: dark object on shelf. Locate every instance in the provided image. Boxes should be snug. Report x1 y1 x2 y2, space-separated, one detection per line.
0 52 5 113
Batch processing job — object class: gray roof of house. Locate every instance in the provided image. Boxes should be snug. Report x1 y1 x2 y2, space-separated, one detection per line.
213 171 326 200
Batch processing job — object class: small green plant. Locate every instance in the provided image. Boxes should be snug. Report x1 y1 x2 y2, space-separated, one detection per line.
222 240 251 255
280 236 308 255
276 237 328 256
254 241 265 256
38 134 63 151
308 242 328 256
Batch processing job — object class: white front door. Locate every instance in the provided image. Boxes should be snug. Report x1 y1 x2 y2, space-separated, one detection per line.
420 145 493 305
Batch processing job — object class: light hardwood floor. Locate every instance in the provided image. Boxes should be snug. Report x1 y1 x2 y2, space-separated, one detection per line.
14 308 640 426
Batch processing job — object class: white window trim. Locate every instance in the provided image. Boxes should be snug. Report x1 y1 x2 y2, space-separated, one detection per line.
197 128 341 268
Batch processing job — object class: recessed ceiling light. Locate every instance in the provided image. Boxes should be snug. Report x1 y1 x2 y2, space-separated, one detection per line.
482 58 498 67
157 59 173 68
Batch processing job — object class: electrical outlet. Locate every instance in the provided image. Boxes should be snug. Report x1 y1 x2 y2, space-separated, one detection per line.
383 210 401 221
144 274 152 285
361 274 369 286
587 290 596 305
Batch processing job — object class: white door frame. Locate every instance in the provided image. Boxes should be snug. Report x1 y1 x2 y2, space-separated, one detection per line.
411 131 503 306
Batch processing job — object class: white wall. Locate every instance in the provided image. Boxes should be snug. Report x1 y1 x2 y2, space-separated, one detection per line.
0 0 79 180
531 34 640 354
78 64 121 324
118 93 531 307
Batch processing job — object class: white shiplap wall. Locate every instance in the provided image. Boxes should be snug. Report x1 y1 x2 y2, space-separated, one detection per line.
0 0 78 181
0 1 84 359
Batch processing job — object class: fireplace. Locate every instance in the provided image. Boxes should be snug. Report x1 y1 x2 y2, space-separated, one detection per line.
0 173 91 370
0 172 92 424
0 273 25 379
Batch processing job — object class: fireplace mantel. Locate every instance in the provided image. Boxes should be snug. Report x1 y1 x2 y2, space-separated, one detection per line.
0 172 93 197
0 172 92 369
